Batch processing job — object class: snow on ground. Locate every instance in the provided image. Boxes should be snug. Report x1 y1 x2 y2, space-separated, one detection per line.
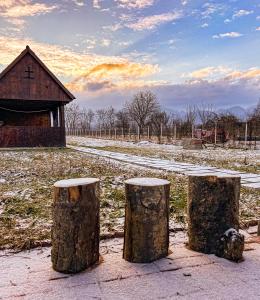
67 136 260 166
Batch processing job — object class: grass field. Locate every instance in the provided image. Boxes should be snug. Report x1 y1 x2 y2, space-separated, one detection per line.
0 148 188 251
0 144 259 251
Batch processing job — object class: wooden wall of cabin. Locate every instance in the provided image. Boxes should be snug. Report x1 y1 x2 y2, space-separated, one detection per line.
0 53 70 102
0 110 50 127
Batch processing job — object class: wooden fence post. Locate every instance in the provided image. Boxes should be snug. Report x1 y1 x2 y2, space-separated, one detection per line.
187 175 244 261
51 178 100 273
123 178 170 263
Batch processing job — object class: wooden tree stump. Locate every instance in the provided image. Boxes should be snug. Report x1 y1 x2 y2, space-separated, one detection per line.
51 178 100 273
123 178 170 263
188 175 241 255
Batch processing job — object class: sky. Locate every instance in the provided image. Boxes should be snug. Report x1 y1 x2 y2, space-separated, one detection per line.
0 0 260 111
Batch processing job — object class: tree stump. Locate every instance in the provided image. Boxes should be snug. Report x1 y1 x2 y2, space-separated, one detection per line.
51 178 100 273
188 175 241 255
123 178 170 263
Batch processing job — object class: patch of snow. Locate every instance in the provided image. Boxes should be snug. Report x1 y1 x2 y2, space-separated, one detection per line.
54 178 100 188
125 177 170 186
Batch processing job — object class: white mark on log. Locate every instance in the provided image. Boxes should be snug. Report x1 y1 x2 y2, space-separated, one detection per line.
54 178 100 188
125 177 170 186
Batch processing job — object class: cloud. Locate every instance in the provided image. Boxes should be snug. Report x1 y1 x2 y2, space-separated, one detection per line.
190 66 231 79
225 68 260 81
224 18 231 24
189 66 260 83
0 36 158 86
93 0 101 9
0 0 57 18
233 9 254 19
126 11 182 31
116 0 155 9
101 39 111 47
73 0 85 6
256 27 260 31
76 76 260 111
201 3 226 19
0 0 57 28
103 23 122 31
212 32 243 39
67 62 159 92
201 23 208 28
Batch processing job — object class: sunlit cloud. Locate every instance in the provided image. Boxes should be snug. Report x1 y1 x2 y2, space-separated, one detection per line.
0 36 158 83
212 32 243 39
0 0 57 29
126 11 182 31
67 62 159 92
0 0 57 18
116 0 155 9
189 66 260 84
190 66 231 79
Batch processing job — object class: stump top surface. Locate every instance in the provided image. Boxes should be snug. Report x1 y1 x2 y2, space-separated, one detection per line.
54 178 100 188
125 177 170 187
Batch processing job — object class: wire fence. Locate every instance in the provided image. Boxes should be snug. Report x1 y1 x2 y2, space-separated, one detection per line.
66 122 260 149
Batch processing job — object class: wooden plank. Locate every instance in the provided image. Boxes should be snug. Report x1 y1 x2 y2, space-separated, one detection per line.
0 127 65 147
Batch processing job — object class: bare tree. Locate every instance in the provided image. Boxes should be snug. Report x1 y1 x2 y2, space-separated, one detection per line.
104 106 116 129
150 110 171 143
197 103 216 129
116 109 130 135
79 108 94 130
182 105 197 137
126 91 160 134
65 103 80 129
95 109 107 129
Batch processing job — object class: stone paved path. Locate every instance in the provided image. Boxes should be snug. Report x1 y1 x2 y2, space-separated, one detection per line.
69 146 260 190
1 235 260 300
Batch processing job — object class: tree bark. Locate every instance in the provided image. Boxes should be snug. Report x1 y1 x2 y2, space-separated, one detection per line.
51 178 100 273
123 178 170 263
187 175 240 254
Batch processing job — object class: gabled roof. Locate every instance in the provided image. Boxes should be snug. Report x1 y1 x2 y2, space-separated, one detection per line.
0 45 75 101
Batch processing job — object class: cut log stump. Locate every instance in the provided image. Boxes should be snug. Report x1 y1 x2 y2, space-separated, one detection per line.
188 174 241 258
51 178 100 273
123 178 170 263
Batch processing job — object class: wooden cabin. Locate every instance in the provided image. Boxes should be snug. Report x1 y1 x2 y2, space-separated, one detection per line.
0 46 75 147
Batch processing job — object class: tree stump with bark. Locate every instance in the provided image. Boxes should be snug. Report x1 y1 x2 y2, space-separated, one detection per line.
51 178 100 273
123 178 170 263
188 175 241 256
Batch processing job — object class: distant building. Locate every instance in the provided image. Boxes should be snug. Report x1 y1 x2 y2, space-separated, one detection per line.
0 45 75 147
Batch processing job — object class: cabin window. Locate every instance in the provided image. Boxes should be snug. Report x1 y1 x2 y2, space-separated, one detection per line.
24 66 34 79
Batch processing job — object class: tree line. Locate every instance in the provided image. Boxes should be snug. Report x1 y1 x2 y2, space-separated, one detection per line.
65 91 260 142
